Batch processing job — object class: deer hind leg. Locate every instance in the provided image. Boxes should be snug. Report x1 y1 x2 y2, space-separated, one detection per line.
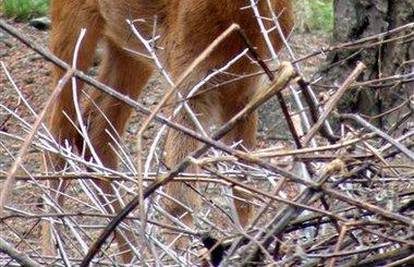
220 82 258 228
163 92 222 250
163 89 256 246
42 2 102 257
224 114 257 227
82 40 153 263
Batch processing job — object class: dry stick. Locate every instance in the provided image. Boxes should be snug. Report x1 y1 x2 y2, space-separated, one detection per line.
79 63 297 267
321 186 414 225
1 211 197 236
2 219 44 266
380 253 414 267
347 246 414 267
293 22 414 64
307 242 392 260
341 113 414 161
197 166 339 220
3 66 409 262
0 69 74 216
0 238 42 267
0 173 232 184
298 78 340 143
327 224 348 267
302 62 366 145
246 177 288 232
254 133 374 158
238 12 325 260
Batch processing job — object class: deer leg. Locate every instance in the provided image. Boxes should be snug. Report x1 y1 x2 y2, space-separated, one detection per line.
163 93 221 250
82 40 153 262
220 83 258 228
225 113 257 227
43 2 102 256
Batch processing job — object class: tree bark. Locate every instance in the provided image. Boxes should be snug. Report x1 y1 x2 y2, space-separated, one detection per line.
324 0 414 126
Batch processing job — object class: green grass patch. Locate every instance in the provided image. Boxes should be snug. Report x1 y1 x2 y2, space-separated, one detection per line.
308 0 333 31
2 0 49 21
295 0 333 32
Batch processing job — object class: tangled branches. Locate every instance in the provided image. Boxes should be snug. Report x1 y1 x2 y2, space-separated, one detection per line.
0 3 413 266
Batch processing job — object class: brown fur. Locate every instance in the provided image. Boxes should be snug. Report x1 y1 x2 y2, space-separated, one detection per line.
45 0 293 261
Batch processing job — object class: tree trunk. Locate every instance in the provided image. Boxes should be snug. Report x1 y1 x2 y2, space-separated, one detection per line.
324 0 414 126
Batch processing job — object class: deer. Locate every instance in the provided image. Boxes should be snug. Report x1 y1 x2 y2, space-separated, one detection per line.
44 0 293 262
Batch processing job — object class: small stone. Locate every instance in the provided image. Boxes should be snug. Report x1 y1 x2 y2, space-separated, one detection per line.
0 50 9 57
0 31 13 48
0 31 6 40
143 95 158 106
24 77 35 84
29 17 51 31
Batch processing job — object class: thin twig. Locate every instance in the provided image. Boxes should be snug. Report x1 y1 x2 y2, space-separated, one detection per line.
0 69 74 215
